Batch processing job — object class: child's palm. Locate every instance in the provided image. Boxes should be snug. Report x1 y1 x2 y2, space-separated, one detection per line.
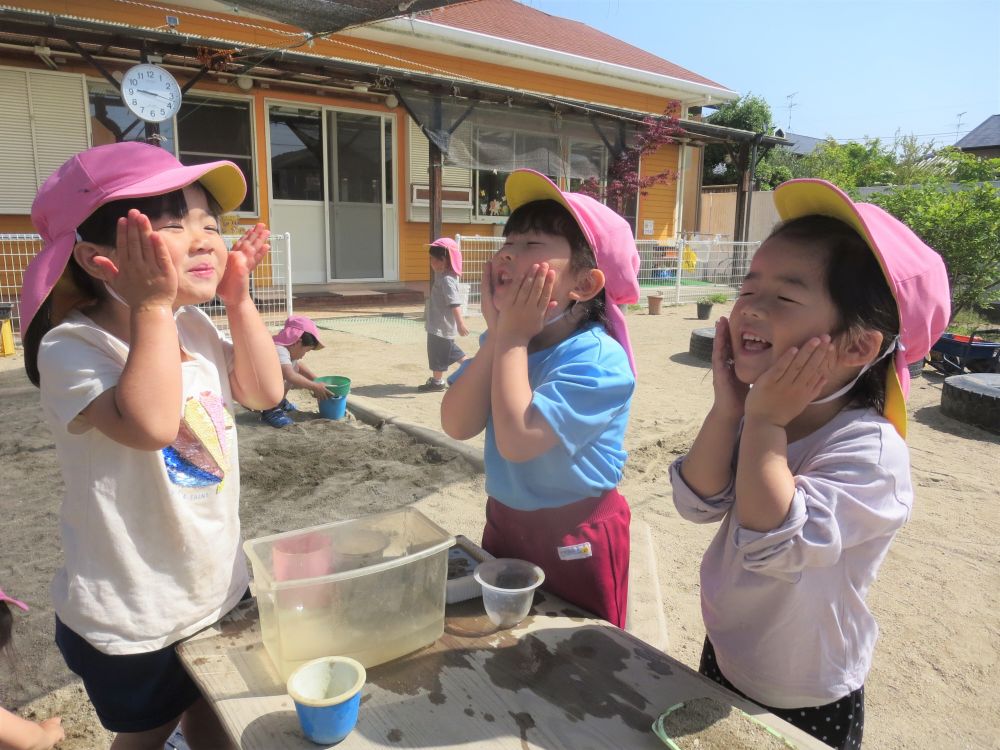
218 224 270 305
96 210 177 309
712 317 748 417
746 336 834 426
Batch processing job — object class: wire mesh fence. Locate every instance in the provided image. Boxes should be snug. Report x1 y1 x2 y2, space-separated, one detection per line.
0 232 293 344
454 234 759 311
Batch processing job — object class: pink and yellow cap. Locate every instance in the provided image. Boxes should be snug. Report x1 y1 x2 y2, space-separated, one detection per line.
773 179 951 438
504 169 641 375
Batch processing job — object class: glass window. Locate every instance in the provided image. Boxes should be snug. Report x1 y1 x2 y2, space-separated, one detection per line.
568 140 607 192
177 96 254 213
269 107 323 201
334 112 382 204
88 81 176 152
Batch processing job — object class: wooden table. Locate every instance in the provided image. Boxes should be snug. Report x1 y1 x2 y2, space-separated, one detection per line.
178 591 827 749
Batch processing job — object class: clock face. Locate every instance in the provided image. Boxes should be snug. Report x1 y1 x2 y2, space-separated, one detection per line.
121 64 182 123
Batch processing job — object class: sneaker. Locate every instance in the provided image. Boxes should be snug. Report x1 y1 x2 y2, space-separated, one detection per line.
261 407 293 428
279 398 297 412
417 377 447 392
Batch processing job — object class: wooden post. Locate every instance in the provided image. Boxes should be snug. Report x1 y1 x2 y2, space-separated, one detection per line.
429 93 443 245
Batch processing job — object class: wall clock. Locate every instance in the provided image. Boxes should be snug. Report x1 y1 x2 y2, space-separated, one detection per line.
120 63 182 123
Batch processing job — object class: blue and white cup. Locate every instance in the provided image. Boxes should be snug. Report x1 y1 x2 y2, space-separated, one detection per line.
287 656 366 745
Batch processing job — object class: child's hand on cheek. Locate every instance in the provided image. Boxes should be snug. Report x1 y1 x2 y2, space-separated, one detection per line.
218 223 270 305
495 262 557 345
745 335 835 427
94 209 177 311
711 317 749 419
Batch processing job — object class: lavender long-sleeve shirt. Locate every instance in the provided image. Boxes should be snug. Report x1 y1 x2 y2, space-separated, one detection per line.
670 407 912 708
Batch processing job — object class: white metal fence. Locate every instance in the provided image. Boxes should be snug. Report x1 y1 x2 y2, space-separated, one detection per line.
0 232 293 343
454 234 759 310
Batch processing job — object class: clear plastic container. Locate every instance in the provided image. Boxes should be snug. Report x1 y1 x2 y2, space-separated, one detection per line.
244 508 455 679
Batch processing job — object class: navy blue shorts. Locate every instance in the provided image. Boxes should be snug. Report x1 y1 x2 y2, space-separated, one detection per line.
427 333 465 372
55 616 202 733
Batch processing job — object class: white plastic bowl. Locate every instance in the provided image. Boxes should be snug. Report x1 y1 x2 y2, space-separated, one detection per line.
473 558 545 628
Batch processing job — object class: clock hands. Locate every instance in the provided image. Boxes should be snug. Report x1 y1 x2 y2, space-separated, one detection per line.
137 89 174 103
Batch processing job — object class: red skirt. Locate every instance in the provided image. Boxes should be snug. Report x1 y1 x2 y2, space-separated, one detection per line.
481 489 630 628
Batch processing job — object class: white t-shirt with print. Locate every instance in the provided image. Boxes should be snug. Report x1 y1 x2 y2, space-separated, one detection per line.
38 306 249 655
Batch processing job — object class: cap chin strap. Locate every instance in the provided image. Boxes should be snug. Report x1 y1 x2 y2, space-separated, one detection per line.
104 282 131 308
542 304 573 328
810 336 899 406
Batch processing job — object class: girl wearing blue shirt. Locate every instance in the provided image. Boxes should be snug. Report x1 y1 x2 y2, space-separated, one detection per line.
442 169 640 627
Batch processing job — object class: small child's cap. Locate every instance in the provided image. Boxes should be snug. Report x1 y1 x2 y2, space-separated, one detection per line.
773 178 951 438
0 587 28 612
20 142 247 335
505 169 641 375
273 315 324 349
430 237 462 276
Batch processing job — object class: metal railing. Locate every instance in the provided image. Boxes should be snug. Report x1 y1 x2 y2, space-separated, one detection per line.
0 232 293 343
454 234 759 310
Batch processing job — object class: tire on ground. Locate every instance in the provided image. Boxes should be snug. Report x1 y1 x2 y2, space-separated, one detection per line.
940 373 1000 434
908 359 925 379
689 327 716 362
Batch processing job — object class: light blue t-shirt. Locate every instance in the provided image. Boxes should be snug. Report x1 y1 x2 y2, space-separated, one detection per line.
453 323 634 510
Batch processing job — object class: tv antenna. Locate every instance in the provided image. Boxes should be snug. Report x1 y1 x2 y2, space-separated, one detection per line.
955 111 966 140
785 92 798 131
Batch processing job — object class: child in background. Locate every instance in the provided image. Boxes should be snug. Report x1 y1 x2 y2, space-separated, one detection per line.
20 142 284 750
670 179 949 749
0 587 64 750
418 238 468 392
441 170 639 627
261 315 332 428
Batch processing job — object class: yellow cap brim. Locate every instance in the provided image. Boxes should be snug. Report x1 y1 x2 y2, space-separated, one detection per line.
196 162 246 213
884 364 907 439
505 171 572 215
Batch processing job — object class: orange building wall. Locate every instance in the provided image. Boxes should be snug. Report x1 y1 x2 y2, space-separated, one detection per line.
637 144 681 242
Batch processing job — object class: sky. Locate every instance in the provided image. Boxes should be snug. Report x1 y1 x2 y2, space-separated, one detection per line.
520 0 1000 148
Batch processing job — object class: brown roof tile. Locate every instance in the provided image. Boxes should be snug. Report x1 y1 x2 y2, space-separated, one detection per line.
420 0 728 90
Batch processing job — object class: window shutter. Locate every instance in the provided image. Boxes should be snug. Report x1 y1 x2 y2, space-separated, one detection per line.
0 67 89 214
0 69 36 214
28 71 90 189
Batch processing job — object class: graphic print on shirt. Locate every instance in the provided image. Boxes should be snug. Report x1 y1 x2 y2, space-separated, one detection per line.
162 391 232 488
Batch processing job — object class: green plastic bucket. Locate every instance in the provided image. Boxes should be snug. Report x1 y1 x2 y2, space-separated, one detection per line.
316 376 351 398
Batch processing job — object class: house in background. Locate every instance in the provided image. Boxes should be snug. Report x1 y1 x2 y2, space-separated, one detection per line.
956 115 1000 159
0 0 778 320
772 129 824 156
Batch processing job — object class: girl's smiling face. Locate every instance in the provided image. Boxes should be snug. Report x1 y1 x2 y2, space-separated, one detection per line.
492 230 577 308
148 184 228 308
729 235 842 385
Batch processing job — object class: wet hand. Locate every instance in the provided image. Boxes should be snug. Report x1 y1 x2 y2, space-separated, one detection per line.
495 262 556 345
312 382 334 400
218 223 270 305
94 209 177 311
745 335 836 427
711 317 749 419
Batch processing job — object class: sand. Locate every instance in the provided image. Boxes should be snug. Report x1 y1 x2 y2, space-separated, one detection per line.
0 301 997 749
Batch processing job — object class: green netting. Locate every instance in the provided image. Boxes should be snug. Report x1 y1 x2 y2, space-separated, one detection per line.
313 315 425 344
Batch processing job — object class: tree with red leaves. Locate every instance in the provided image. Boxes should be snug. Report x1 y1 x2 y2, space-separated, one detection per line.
578 102 683 220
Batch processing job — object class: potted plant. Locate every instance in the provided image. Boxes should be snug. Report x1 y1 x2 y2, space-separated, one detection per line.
696 293 729 320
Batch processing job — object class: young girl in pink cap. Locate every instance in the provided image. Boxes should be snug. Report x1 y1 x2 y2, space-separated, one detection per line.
442 169 640 628
0 587 64 750
671 179 950 748
418 237 469 392
19 141 283 749
261 315 332 428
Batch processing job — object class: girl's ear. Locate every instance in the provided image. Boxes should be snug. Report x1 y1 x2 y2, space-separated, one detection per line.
569 268 606 303
840 328 884 367
72 242 117 281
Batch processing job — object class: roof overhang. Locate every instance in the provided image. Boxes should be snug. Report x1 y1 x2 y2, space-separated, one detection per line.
342 16 738 109
0 6 778 149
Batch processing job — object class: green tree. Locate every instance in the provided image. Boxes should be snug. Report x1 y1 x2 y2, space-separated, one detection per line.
868 183 1000 319
702 94 775 186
